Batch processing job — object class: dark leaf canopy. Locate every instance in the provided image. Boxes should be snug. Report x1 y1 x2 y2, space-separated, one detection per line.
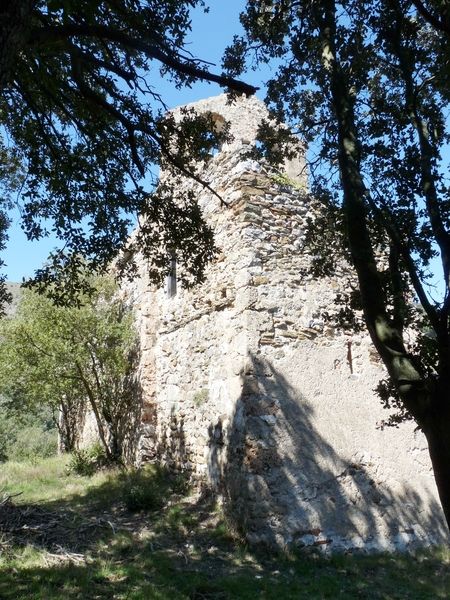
225 0 450 423
0 0 256 299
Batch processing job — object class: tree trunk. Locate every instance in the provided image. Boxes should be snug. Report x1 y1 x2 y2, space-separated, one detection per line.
74 361 114 462
422 392 450 531
317 0 450 533
0 1 35 90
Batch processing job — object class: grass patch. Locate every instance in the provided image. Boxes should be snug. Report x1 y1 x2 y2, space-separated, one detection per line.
120 465 182 512
0 455 116 504
0 455 449 599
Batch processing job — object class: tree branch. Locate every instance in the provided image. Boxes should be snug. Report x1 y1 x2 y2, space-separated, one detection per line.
387 0 450 307
368 191 441 332
319 0 429 420
74 359 113 461
70 53 145 176
30 23 258 95
411 0 450 36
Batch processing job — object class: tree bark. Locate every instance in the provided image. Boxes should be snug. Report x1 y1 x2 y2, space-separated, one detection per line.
75 361 114 462
422 387 450 530
427 444 450 530
0 1 35 90
317 0 449 531
319 0 427 413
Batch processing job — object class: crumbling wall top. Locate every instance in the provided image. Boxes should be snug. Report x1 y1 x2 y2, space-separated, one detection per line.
172 93 270 147
170 94 305 184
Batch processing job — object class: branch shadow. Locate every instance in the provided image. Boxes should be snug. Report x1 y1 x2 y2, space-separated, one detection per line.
0 459 449 599
206 352 449 551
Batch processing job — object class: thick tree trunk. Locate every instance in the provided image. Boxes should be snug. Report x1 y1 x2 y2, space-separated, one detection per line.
318 0 450 533
422 393 450 531
0 1 35 90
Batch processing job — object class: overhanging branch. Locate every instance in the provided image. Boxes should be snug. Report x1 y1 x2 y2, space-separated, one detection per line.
30 23 258 96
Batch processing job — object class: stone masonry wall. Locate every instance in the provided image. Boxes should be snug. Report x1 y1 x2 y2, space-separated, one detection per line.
120 95 448 552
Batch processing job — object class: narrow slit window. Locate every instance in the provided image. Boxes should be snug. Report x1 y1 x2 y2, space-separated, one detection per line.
166 253 177 298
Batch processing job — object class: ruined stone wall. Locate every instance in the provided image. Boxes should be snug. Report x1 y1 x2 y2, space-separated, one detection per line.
120 94 448 551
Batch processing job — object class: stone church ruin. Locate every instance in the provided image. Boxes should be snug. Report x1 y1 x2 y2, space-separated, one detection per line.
90 94 448 551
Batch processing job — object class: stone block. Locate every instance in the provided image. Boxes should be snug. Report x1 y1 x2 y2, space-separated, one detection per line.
107 93 448 554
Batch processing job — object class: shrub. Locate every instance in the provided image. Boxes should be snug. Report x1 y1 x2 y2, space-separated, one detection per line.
0 401 57 463
120 465 189 512
67 444 109 477
8 426 57 462
121 467 166 512
67 449 97 477
0 413 19 462
193 389 208 406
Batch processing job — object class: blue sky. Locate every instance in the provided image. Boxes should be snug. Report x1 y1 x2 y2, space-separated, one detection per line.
2 1 445 301
4 0 265 282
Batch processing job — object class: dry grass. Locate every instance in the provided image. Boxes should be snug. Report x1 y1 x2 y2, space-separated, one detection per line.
1 455 449 599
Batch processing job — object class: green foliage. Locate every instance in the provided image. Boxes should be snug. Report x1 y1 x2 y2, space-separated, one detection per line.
0 143 22 313
67 444 109 477
227 0 450 415
0 275 138 462
0 2 255 303
0 399 57 462
226 7 449 398
121 467 166 512
227 0 450 525
6 426 57 463
121 465 187 512
375 378 414 429
270 172 306 191
193 388 209 406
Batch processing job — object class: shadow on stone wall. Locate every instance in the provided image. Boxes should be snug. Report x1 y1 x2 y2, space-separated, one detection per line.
156 406 188 470
206 353 448 551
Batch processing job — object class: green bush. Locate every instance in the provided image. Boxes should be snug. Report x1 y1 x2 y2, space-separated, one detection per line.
120 465 190 512
67 449 97 477
121 467 166 512
193 389 208 406
8 426 57 462
0 401 57 463
67 444 109 477
121 466 190 512
0 413 19 462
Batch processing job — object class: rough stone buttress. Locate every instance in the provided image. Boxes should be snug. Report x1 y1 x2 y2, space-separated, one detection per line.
116 94 448 551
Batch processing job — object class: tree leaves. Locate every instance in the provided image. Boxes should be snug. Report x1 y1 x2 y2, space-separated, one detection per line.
226 0 450 425
0 1 256 297
0 276 138 459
